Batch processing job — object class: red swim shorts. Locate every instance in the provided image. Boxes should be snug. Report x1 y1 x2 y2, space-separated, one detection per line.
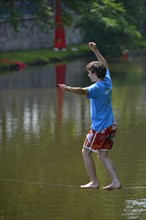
83 124 117 152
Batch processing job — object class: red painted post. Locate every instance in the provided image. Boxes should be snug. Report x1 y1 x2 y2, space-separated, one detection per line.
54 0 66 50
56 63 67 126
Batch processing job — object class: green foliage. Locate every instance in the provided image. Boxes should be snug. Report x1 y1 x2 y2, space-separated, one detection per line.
75 0 145 55
32 0 54 28
117 0 145 26
0 0 53 30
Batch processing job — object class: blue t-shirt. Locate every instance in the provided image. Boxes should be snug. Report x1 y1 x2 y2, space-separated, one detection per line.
87 69 115 131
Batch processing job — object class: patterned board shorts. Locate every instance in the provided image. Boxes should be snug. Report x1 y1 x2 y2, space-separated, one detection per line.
83 124 117 152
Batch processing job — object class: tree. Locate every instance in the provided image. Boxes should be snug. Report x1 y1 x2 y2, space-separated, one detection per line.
75 0 145 55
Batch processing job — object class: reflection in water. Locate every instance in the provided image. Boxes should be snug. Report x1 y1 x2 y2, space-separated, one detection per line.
0 56 146 220
122 198 146 219
23 101 40 137
56 63 66 126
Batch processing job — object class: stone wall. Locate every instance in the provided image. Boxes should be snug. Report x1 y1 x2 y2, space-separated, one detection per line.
0 18 83 51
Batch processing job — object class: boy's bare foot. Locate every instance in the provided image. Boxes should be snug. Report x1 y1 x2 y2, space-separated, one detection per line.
80 182 100 189
102 183 122 191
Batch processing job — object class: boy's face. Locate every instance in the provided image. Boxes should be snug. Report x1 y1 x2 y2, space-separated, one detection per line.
88 70 98 82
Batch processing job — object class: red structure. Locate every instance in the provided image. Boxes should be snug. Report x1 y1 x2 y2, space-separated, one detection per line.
122 49 130 61
54 0 66 50
0 58 27 70
56 63 66 125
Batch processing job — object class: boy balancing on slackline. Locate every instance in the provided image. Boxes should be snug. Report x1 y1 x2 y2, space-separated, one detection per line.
58 42 121 190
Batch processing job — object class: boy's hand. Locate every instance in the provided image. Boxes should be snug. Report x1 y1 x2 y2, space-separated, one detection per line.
58 84 69 91
88 42 97 52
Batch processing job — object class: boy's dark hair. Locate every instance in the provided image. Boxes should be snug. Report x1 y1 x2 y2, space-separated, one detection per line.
86 61 106 79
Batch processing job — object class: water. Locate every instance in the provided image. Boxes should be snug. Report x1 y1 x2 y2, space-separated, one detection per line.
0 55 146 220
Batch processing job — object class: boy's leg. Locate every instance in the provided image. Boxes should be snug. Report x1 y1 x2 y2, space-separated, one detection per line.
80 148 99 189
98 151 121 190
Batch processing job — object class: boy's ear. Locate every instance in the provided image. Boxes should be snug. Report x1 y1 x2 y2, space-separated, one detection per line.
90 68 94 73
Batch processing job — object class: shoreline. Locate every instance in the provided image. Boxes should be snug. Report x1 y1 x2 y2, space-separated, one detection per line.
0 44 90 73
0 45 145 74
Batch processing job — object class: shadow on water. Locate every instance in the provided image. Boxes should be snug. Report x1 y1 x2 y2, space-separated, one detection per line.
0 55 146 220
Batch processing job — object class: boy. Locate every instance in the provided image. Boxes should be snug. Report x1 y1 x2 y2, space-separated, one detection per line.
58 42 121 190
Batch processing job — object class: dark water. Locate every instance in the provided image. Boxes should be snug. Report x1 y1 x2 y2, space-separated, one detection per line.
0 55 146 220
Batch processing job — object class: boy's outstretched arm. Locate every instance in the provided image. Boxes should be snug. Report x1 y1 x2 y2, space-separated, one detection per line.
58 84 88 95
88 42 109 69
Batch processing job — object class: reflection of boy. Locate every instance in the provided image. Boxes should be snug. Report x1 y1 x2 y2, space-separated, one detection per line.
58 42 121 190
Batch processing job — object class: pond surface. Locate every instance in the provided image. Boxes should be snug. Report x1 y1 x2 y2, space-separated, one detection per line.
0 55 146 220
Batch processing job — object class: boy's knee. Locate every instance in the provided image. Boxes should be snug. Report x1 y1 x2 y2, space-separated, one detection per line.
81 148 91 156
81 148 86 155
98 154 104 161
98 152 108 161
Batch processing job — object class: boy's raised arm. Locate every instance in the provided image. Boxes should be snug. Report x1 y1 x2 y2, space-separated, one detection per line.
88 42 109 69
